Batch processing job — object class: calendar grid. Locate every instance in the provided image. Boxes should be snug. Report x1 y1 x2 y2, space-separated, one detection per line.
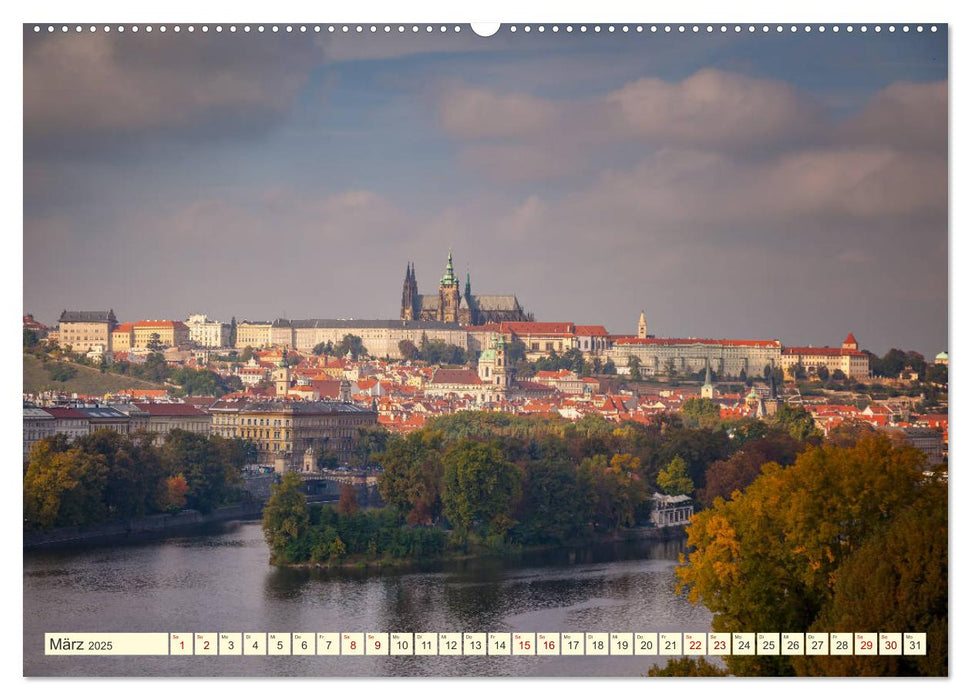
44 632 927 657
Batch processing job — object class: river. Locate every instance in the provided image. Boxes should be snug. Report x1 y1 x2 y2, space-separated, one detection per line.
23 520 712 677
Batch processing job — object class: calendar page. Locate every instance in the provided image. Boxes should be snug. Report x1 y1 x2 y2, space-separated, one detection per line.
21 14 948 681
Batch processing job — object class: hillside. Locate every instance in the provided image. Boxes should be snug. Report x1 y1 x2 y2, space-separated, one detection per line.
23 354 170 396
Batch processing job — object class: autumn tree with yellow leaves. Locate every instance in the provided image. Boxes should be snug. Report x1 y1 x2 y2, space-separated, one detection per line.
676 435 945 676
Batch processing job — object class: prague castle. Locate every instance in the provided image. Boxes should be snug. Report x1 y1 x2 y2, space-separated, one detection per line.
400 250 532 326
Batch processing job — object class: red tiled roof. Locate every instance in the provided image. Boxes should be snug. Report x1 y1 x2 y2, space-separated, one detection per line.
430 368 482 385
502 321 575 336
43 407 87 419
574 325 609 336
310 380 341 398
113 323 136 333
135 320 189 330
844 333 858 345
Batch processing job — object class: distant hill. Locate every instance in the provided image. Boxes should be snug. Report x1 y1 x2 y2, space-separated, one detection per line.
23 354 169 396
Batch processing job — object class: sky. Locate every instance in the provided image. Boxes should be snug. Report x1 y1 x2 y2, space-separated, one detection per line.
23 24 948 357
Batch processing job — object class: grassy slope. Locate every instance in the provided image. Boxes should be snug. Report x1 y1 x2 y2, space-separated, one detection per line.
23 354 169 395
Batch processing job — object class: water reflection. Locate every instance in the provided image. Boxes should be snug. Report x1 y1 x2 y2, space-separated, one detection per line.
24 521 712 677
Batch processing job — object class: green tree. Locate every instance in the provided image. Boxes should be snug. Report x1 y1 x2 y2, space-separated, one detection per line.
262 472 310 565
75 430 165 520
677 435 929 676
335 334 368 361
161 430 244 513
312 340 334 357
48 363 77 382
577 454 649 531
680 397 722 430
627 355 642 381
442 439 522 539
773 403 821 442
377 431 445 524
146 332 164 351
656 455 694 496
23 328 39 348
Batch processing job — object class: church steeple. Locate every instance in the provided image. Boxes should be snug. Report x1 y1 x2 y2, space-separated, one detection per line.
701 357 714 400
637 310 648 339
465 269 472 299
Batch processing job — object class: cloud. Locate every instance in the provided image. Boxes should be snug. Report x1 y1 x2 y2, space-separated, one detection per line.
604 68 822 149
24 31 322 147
439 85 558 139
838 80 947 151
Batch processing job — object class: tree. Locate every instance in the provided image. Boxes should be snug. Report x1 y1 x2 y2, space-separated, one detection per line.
793 478 946 677
664 358 677 378
577 454 649 531
229 316 237 347
831 368 847 382
23 437 108 530
161 430 244 513
23 328 39 348
262 472 310 565
773 403 820 442
398 339 420 361
602 359 617 375
337 484 360 516
48 363 77 382
677 435 930 676
627 355 642 381
442 439 522 539
146 332 164 351
377 431 445 525
159 475 189 513
656 455 694 496
925 364 947 386
680 397 722 430
335 334 367 361
239 346 254 362
816 365 830 381
699 431 804 506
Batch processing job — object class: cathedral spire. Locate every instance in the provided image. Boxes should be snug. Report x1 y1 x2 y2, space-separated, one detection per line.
465 268 472 299
440 247 458 287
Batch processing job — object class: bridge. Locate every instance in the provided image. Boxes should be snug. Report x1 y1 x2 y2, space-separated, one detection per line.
299 469 382 505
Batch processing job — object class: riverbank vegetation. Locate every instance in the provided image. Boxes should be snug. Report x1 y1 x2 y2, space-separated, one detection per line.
23 429 250 530
263 409 823 566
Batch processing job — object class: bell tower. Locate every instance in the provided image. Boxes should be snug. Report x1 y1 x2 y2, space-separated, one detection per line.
637 310 648 339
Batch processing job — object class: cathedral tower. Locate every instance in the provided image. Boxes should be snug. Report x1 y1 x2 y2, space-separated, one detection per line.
637 310 648 339
401 262 419 321
438 249 461 323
